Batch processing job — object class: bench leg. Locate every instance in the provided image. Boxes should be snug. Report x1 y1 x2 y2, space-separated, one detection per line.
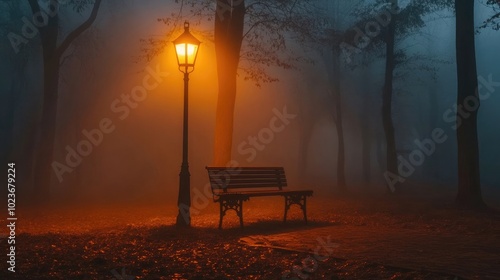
218 201 224 229
303 197 308 224
219 198 244 229
284 199 288 223
284 194 308 224
239 203 244 228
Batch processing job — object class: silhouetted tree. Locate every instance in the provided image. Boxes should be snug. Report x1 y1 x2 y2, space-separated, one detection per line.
341 0 452 191
0 0 38 197
455 0 485 209
330 1 346 191
360 54 373 184
212 0 245 166
25 0 103 200
0 0 30 168
381 0 398 192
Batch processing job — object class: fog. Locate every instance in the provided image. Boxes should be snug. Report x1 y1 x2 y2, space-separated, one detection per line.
1 0 499 206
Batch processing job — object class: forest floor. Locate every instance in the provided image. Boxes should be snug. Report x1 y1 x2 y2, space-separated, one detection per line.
1 187 500 279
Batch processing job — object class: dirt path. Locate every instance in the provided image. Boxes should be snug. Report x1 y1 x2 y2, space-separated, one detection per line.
241 224 500 279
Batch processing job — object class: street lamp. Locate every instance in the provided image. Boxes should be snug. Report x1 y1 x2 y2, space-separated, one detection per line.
173 21 200 226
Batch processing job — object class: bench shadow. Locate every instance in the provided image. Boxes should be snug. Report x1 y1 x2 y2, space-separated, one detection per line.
233 219 336 235
147 219 337 241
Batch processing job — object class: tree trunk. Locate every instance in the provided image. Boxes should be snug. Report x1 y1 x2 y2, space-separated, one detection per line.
335 96 346 190
34 58 60 200
331 1 346 191
331 70 346 191
32 3 60 200
212 0 245 166
1 1 30 193
28 0 102 202
361 54 372 185
29 0 102 200
1 63 23 162
361 91 371 185
455 0 484 209
382 0 399 192
426 80 439 181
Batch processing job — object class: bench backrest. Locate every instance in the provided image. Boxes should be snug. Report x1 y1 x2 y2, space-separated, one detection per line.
206 167 287 193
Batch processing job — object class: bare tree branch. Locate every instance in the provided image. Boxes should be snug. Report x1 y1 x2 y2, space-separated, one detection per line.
55 0 103 59
27 0 42 17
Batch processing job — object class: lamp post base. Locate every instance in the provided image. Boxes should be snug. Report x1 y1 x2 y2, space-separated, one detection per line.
176 162 191 226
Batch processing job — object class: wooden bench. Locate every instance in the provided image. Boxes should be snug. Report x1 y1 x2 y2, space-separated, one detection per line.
206 167 313 228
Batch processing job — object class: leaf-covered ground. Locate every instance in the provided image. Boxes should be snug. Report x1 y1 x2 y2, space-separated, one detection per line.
1 188 499 279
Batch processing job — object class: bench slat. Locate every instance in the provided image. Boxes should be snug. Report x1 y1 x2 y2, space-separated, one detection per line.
209 177 286 183
208 167 285 170
208 168 283 173
209 178 287 184
210 183 287 188
208 171 284 176
212 184 283 189
208 168 285 176
208 173 285 178
214 190 313 196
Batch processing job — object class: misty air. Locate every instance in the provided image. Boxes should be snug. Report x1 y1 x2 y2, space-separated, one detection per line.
0 0 499 279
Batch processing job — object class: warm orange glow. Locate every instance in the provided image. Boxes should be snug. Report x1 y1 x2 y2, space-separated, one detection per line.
175 43 196 57
175 43 198 66
173 22 201 72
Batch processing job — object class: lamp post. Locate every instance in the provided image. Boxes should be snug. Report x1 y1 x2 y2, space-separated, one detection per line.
173 21 201 226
